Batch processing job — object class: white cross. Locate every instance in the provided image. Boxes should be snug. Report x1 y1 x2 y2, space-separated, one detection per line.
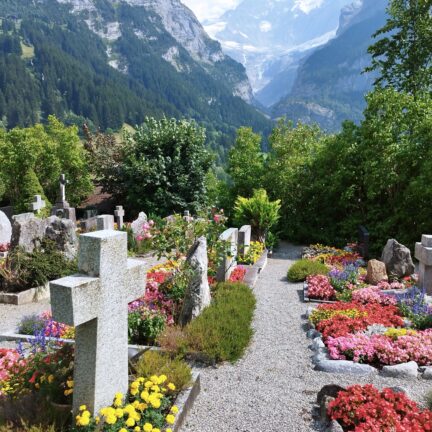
30 195 46 214
50 231 147 414
114 205 125 229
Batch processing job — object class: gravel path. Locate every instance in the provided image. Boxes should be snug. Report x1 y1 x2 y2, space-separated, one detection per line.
181 242 432 432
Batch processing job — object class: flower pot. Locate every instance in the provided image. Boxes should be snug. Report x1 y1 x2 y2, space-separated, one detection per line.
49 400 72 427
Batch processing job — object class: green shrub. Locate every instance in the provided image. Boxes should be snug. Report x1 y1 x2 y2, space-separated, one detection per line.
0 240 77 293
134 350 192 391
128 310 166 345
287 259 328 282
184 282 256 364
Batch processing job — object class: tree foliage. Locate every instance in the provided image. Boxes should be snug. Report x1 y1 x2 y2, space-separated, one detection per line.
366 0 432 95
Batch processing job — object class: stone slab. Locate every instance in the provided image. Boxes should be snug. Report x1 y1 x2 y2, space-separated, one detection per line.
0 283 50 305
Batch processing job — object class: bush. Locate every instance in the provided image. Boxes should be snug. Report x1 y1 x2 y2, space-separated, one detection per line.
287 259 328 282
134 350 192 391
184 282 256 363
128 310 166 345
0 240 77 293
0 424 56 432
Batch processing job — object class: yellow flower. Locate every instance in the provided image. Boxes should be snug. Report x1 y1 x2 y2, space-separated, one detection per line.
145 381 153 388
119 429 127 432
40 376 46 383
150 375 159 384
134 427 141 432
105 414 117 425
143 423 153 432
114 398 123 407
151 385 160 393
64 389 73 396
158 375 167 384
95 416 100 425
67 380 74 388
115 408 124 418
126 417 136 427
141 390 150 402
131 388 139 396
79 405 87 411
115 392 124 399
153 429 160 432
77 416 90 426
35 383 40 389
170 406 179 414
48 374 55 384
166 414 175 425
167 383 176 391
82 411 91 418
133 400 140 409
150 399 161 409
166 429 173 432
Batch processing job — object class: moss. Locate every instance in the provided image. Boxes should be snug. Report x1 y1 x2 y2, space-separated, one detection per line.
287 259 328 282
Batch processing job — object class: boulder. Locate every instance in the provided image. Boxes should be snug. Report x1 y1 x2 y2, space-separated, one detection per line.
381 361 418 379
0 210 12 246
179 237 211 326
421 366 432 380
381 239 415 279
315 359 378 376
11 213 77 259
325 421 344 432
366 259 388 285
131 212 148 236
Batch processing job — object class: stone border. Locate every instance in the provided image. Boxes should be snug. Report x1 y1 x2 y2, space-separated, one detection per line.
305 308 432 380
0 283 50 305
243 249 268 288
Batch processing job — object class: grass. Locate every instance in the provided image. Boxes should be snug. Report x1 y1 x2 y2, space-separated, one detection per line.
20 42 34 59
287 259 328 282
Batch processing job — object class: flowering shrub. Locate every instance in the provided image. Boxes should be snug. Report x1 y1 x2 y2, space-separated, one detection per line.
377 280 405 290
306 274 335 300
0 349 25 395
238 241 265 265
397 287 432 330
229 266 246 282
309 307 364 326
351 287 397 306
72 375 179 431
328 384 432 431
328 264 360 292
327 329 432 365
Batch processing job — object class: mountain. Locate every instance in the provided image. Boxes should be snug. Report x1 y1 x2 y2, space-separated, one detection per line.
271 0 388 131
0 0 271 160
205 0 353 105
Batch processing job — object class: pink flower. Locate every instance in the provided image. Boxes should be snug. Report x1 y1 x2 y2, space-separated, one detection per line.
136 235 144 242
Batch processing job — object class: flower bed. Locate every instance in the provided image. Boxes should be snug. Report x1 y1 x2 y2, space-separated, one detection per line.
327 384 432 431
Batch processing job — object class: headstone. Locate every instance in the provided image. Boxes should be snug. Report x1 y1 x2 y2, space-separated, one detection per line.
238 225 252 256
179 237 211 326
50 230 146 414
96 215 114 231
381 239 415 279
51 174 76 223
0 210 12 246
131 212 148 236
216 228 239 282
10 214 78 258
366 259 388 285
114 206 125 229
358 225 369 259
79 217 98 233
29 195 46 215
415 234 432 295
183 210 193 222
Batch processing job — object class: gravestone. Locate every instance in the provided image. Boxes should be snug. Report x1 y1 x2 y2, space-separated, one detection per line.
29 195 46 215
50 230 147 414
51 174 76 223
358 226 369 259
179 237 211 326
131 212 148 236
238 225 252 256
96 215 114 231
381 239 415 279
0 210 12 246
217 228 239 282
415 235 432 295
114 206 125 229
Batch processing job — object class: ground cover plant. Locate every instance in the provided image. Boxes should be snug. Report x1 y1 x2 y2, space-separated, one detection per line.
328 384 432 431
288 259 328 282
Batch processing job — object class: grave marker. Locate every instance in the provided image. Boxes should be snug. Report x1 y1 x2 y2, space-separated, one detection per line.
114 206 125 229
217 228 238 282
50 230 147 414
238 225 252 256
415 234 432 295
51 174 76 223
96 215 114 231
29 195 46 214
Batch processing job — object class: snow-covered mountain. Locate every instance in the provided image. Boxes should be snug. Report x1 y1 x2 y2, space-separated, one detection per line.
202 0 354 105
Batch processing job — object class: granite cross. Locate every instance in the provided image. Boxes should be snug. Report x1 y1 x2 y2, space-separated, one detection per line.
415 234 432 295
114 206 125 229
59 173 67 203
50 230 147 414
30 195 46 214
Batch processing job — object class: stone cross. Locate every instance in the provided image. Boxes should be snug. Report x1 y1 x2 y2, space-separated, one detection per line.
217 228 238 282
50 231 147 414
238 225 252 256
415 234 432 295
29 195 46 214
96 215 114 231
59 174 67 203
114 206 125 229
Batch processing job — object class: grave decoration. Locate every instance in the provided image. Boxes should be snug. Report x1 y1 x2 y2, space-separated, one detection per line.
51 174 76 223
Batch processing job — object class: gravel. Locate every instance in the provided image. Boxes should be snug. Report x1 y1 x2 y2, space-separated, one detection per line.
180 242 432 432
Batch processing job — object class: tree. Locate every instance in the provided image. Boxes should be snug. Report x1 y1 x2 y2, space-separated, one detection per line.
227 127 265 198
365 0 432 95
115 117 212 216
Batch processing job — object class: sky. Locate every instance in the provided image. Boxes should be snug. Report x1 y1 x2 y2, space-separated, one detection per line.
181 0 242 22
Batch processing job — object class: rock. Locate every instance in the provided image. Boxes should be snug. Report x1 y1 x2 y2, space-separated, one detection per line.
312 350 330 365
0 210 12 246
317 385 345 405
11 213 77 259
320 395 335 424
311 337 325 351
366 259 388 285
421 366 432 380
325 420 344 432
390 386 408 395
307 329 321 339
179 237 211 326
381 361 418 379
381 239 415 279
131 212 148 236
306 306 315 318
315 360 378 376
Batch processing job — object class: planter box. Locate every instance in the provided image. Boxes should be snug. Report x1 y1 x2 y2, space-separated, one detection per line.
0 283 50 305
242 249 268 288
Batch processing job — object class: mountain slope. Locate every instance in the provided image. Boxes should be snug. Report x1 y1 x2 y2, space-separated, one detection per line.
0 0 271 159
271 0 388 131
